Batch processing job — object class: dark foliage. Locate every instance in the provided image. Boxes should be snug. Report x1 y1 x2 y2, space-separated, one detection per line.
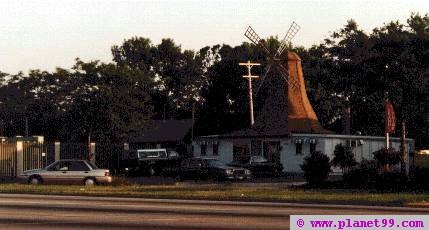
331 143 357 172
375 170 408 191
343 159 378 188
373 148 402 167
300 151 331 185
409 166 429 189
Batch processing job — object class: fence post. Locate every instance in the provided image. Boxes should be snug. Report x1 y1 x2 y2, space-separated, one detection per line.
54 142 61 162
89 142 96 164
16 141 23 176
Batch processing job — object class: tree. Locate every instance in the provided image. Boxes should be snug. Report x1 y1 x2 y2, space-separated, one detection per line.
111 37 208 120
61 60 153 143
373 148 402 169
300 151 331 185
331 143 357 173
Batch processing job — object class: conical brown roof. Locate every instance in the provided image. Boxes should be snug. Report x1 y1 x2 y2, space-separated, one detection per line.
249 51 331 136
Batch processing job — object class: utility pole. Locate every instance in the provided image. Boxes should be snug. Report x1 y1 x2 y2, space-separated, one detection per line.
384 92 390 149
401 121 408 178
191 102 195 141
239 61 260 126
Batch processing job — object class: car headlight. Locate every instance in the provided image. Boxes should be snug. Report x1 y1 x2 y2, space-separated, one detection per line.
225 169 233 175
245 169 251 175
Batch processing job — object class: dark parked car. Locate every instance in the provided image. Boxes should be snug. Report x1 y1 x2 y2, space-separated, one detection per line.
177 158 251 181
228 156 283 177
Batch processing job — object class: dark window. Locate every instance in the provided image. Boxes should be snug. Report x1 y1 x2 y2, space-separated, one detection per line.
233 144 250 164
69 161 90 171
48 161 70 171
310 143 316 154
200 144 207 156
263 141 281 163
251 140 262 156
346 140 352 147
296 143 302 155
47 162 60 171
86 161 98 169
213 143 219 156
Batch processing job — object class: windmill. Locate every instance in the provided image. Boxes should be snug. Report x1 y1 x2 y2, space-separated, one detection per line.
244 21 300 95
242 22 330 134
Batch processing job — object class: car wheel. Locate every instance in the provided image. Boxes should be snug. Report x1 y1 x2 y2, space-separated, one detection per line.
28 176 42 185
84 178 96 186
175 175 183 182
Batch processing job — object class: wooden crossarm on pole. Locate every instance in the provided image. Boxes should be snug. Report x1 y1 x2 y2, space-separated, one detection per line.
239 61 260 126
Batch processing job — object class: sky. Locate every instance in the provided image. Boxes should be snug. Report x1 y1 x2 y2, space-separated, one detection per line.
0 0 428 74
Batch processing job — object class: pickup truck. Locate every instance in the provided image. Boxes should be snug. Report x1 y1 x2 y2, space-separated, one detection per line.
123 148 183 176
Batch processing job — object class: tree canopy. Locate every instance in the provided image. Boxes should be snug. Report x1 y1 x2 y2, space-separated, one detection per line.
0 13 428 147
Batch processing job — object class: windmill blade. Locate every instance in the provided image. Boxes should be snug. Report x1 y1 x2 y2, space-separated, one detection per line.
273 61 299 90
275 21 301 58
244 26 272 57
255 65 272 96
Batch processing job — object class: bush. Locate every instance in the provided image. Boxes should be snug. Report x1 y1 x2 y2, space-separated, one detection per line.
300 151 331 185
343 159 378 188
331 143 357 172
343 159 407 190
375 170 407 191
373 148 401 167
409 166 429 189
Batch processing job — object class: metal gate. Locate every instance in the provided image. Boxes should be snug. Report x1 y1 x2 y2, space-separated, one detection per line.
95 144 123 172
0 143 17 177
23 142 45 171
60 143 88 160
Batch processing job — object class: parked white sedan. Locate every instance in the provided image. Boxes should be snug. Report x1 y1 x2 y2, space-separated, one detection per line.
18 160 112 185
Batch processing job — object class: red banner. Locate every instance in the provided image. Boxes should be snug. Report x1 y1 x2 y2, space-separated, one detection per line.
385 100 396 133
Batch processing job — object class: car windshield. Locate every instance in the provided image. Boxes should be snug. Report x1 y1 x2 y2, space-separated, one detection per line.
206 159 226 167
250 156 268 163
168 151 179 157
86 161 98 169
138 150 166 159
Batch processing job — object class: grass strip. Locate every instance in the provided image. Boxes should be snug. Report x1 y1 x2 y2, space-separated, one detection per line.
0 183 428 206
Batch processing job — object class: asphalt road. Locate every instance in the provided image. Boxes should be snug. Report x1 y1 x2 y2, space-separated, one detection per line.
0 194 429 229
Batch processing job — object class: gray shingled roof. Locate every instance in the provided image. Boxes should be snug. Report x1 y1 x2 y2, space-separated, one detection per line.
129 119 193 143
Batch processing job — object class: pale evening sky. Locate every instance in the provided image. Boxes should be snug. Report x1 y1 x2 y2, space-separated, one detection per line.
0 0 428 74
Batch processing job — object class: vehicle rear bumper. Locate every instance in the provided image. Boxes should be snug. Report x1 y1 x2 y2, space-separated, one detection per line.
226 175 252 180
96 176 112 184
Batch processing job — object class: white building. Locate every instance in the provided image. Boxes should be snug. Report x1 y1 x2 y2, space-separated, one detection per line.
193 133 414 174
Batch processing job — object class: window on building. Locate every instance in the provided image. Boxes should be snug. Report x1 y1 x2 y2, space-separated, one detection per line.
213 143 219 156
310 142 316 154
233 143 250 164
263 141 281 163
296 142 302 155
200 144 207 156
251 140 262 156
346 140 352 147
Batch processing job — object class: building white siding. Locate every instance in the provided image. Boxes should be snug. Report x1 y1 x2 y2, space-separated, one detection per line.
193 134 415 174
